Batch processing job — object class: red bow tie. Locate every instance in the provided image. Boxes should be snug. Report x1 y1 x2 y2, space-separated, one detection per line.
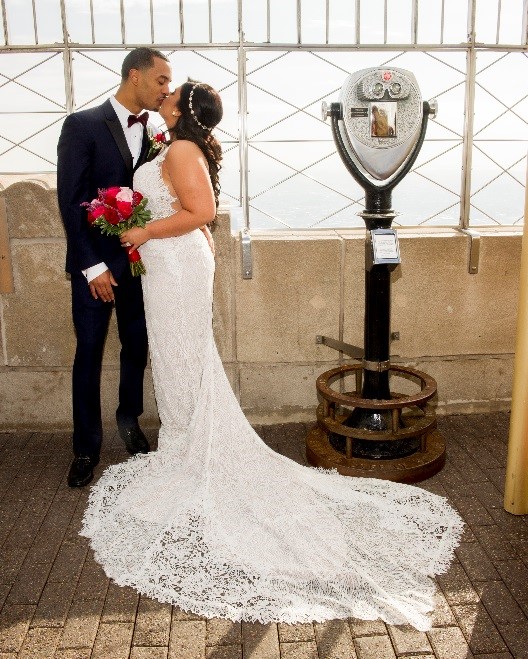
127 112 149 128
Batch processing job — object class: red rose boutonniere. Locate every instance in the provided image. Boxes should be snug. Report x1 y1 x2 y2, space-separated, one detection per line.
147 128 167 161
82 186 151 276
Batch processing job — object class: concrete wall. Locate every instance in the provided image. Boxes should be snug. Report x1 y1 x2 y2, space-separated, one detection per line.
0 180 521 430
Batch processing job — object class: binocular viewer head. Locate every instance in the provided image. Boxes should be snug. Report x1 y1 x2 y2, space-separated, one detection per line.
357 69 412 102
322 67 437 187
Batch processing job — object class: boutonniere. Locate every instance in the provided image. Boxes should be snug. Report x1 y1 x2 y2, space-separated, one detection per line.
147 128 167 160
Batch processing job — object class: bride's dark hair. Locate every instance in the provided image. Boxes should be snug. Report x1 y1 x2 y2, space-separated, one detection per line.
167 79 223 211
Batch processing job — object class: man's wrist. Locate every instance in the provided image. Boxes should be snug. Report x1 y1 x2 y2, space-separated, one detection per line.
83 262 108 283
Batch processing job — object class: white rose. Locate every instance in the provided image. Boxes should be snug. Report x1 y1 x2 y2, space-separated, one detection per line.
116 187 134 203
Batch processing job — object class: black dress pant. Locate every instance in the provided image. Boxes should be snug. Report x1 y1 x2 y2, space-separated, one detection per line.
70 268 148 458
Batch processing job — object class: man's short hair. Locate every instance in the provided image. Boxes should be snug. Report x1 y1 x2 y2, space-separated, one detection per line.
121 47 169 80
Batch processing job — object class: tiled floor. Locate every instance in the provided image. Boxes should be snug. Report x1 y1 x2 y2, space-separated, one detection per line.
0 412 527 658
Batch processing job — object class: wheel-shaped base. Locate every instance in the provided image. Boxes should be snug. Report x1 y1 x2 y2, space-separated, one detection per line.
306 425 446 483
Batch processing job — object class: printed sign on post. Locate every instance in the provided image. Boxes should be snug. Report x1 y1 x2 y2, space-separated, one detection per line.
371 229 400 265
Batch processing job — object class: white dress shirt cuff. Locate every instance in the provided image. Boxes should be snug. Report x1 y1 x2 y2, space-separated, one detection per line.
82 262 108 283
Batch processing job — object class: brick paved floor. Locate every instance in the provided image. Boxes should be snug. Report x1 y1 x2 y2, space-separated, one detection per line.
0 412 527 658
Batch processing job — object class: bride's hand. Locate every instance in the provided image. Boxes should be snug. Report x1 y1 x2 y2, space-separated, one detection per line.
200 225 215 257
120 227 150 251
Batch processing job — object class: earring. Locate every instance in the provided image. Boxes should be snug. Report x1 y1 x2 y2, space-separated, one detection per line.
171 111 177 117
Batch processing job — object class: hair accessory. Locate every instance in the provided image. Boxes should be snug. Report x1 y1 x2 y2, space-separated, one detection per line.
188 84 212 131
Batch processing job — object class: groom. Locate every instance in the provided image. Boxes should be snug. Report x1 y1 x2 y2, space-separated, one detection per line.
57 47 172 487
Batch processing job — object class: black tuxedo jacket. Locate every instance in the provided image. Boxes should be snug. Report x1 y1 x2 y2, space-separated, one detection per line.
57 99 149 278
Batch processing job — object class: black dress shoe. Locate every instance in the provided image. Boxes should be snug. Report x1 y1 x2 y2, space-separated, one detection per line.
116 417 150 455
67 455 99 488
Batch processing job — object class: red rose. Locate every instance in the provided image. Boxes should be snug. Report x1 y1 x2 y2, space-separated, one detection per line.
117 200 133 219
105 207 121 225
87 211 96 224
103 186 121 206
154 133 165 143
127 248 142 263
90 205 106 221
132 191 143 205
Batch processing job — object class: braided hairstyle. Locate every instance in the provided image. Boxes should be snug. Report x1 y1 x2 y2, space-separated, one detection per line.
167 80 223 212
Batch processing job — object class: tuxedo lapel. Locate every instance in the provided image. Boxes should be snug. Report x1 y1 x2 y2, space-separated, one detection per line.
134 127 150 171
103 100 133 173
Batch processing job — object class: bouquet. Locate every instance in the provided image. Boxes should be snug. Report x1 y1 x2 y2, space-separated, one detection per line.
82 186 151 276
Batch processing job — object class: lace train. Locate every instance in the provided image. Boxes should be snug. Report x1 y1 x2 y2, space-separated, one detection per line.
80 148 463 631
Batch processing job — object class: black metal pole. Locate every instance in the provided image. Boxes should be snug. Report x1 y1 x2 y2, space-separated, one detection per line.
361 191 394 405
362 264 391 401
344 205 394 434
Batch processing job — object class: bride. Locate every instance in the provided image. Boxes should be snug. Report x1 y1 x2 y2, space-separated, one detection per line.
81 80 463 632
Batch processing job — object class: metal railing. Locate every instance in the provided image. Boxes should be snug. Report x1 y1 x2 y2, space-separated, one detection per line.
0 0 527 229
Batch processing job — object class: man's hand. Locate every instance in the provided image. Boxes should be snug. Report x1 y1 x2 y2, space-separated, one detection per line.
88 269 117 302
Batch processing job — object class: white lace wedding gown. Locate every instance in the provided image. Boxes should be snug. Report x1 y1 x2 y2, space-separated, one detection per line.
81 146 463 631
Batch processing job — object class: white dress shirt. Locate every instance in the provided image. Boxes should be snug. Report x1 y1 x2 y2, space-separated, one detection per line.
83 96 146 283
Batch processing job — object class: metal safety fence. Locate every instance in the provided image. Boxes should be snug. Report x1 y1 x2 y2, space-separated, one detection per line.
0 0 527 229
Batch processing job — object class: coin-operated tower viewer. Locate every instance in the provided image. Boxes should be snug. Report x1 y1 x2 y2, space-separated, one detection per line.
308 68 444 483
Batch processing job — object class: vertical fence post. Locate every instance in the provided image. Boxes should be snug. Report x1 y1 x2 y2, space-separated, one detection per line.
504 155 528 515
238 0 249 230
460 0 476 229
60 0 74 114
